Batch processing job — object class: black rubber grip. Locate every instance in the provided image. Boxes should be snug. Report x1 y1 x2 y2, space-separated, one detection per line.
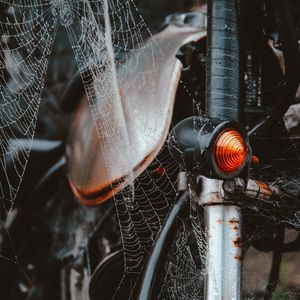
206 0 241 121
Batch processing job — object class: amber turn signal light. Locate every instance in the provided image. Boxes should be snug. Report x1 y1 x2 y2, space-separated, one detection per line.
214 129 248 174
168 116 251 179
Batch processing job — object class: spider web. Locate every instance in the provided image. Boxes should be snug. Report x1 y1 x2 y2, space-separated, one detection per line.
0 0 57 207
0 1 300 300
0 1 208 299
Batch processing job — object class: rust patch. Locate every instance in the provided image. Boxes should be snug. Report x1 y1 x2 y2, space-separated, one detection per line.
257 181 271 192
234 255 242 261
233 225 239 231
229 218 240 224
233 237 243 248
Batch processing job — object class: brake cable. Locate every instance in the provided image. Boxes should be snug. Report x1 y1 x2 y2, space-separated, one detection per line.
137 190 190 300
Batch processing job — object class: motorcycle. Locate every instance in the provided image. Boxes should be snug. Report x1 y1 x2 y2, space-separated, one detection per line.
0 0 300 299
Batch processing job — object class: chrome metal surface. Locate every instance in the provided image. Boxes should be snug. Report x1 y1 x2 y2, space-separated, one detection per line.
198 176 278 205
199 175 278 300
204 205 242 300
198 176 242 300
223 178 279 201
197 176 225 205
66 16 207 205
177 171 188 191
199 176 279 300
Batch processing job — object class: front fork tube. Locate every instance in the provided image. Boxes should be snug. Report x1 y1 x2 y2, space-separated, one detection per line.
198 176 280 300
204 205 242 300
198 176 278 300
194 176 242 300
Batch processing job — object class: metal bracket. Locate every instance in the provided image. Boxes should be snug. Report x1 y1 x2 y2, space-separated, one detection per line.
197 175 279 206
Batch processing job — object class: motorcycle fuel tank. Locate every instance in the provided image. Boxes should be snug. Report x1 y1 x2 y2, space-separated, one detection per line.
66 12 207 205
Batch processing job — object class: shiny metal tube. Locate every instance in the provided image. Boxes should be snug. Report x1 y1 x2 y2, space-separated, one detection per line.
204 205 242 300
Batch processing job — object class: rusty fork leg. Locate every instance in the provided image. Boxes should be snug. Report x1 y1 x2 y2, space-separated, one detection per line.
197 176 242 300
199 175 279 299
204 205 242 300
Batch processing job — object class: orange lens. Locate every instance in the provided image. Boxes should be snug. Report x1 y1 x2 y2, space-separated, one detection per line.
214 128 248 173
